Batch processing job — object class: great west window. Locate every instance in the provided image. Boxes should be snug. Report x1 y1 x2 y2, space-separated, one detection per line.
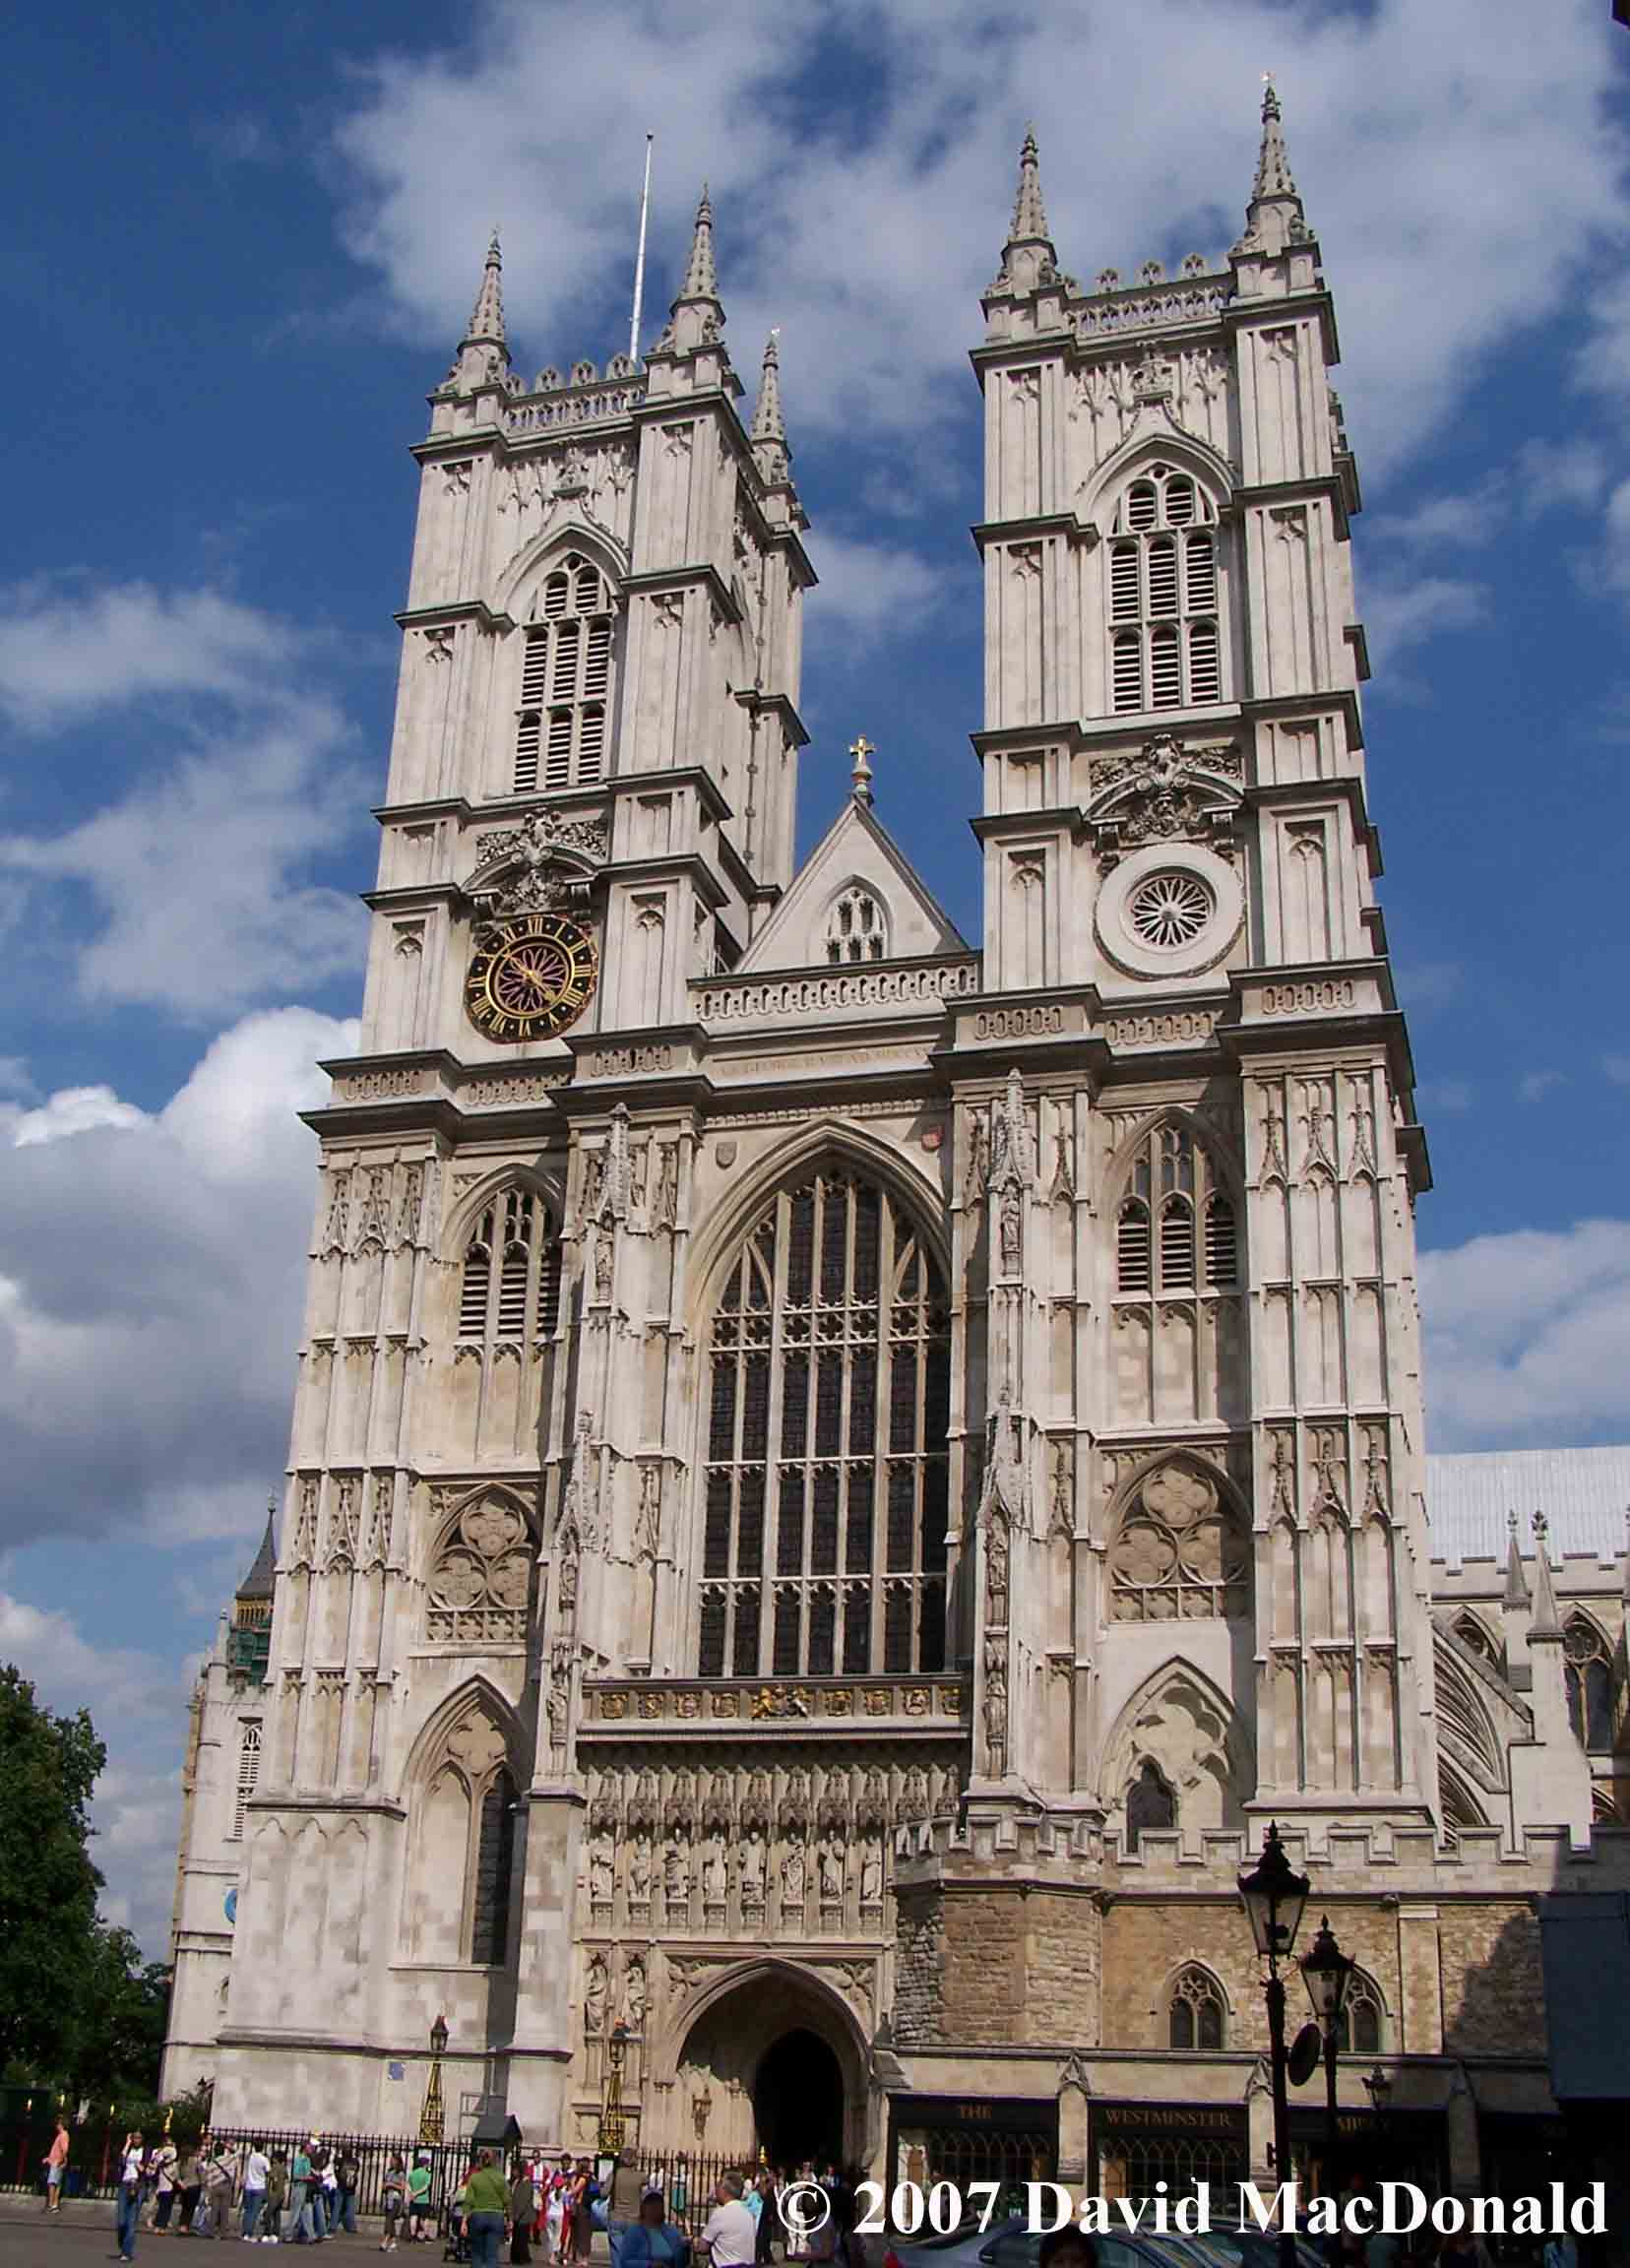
699 1168 951 1678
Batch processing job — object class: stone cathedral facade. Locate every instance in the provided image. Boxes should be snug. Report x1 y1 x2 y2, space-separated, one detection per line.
167 96 1630 2205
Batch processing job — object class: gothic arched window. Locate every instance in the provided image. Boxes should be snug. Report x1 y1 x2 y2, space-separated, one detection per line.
230 1722 262 1842
1453 1611 1504 1674
470 1768 518 1966
1126 1759 1177 1851
425 1492 536 1648
1168 1965 1226 2051
1113 1122 1238 1295
459 1189 562 1353
1336 1971 1385 2056
515 553 616 792
408 1707 519 1967
1564 1615 1613 1751
1107 465 1223 714
826 885 889 966
699 1166 950 1679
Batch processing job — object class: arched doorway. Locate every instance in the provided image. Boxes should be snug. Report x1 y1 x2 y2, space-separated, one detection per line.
754 2029 844 2170
668 1963 868 2169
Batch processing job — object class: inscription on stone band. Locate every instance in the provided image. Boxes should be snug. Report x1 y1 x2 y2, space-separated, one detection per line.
1260 979 1357 1015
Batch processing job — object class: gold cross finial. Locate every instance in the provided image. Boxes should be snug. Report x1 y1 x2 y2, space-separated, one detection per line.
848 734 876 805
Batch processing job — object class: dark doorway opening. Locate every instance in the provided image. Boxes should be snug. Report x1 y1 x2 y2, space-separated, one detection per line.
754 2029 844 2170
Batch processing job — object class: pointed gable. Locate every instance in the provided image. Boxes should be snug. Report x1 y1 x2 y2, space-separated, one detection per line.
736 795 970 976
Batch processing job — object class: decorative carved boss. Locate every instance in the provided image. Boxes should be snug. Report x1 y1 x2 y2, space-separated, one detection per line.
1086 731 1242 868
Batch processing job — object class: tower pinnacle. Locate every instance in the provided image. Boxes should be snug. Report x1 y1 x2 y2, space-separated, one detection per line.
465 227 507 348
750 330 789 483
1009 126 1051 247
678 184 721 307
1235 77 1309 259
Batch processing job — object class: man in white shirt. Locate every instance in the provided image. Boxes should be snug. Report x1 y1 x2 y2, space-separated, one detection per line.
701 2174 759 2268
242 2140 271 2242
116 2131 145 2262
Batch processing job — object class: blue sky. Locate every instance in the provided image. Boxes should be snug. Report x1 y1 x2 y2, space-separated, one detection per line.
1 0 1628 1955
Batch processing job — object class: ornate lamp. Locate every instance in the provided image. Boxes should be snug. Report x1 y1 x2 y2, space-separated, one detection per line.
420 2013 449 2146
1301 1918 1354 2202
1237 1824 1312 2268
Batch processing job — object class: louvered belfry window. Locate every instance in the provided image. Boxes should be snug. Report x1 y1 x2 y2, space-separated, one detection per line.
514 553 614 791
458 1189 562 1349
1114 1123 1240 1295
1107 468 1223 714
699 1168 951 1679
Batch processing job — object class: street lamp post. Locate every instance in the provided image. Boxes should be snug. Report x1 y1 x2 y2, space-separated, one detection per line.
1301 1917 1356 2208
1362 2066 1393 2185
1238 1821 1311 2268
420 2013 449 2147
600 2021 631 2157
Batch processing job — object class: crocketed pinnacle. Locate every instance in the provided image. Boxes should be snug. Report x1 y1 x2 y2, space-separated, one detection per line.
1009 125 1052 245
238 1503 278 1603
1528 1511 1564 1641
1501 1508 1531 1612
751 331 784 444
1254 79 1298 201
678 184 721 304
464 227 507 347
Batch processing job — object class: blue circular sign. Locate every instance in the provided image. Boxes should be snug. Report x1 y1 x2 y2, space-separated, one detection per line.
223 1887 238 1925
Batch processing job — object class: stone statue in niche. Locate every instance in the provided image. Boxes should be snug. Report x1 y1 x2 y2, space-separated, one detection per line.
624 1957 648 2031
740 1829 766 1903
664 1835 690 1904
860 1837 883 1905
985 1519 1009 1629
557 1530 581 1616
594 1231 613 1303
546 1677 569 1753
819 1842 845 1903
703 1840 728 1905
999 1185 1022 1271
628 1835 652 1904
636 1466 661 1562
782 1836 806 1906
585 1954 608 2034
983 1653 1009 1776
590 1834 614 1905
655 1145 679 1228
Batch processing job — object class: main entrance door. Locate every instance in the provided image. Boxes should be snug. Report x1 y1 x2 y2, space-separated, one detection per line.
754 2028 845 2169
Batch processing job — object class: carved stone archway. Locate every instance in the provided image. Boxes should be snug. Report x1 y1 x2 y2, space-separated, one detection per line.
657 1959 873 2170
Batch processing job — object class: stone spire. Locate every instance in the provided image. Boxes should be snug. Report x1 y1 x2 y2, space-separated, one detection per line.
465 227 507 348
1236 78 1310 259
1009 126 1051 248
994 127 1060 297
1529 1511 1564 1641
678 184 721 308
1502 1508 1531 1610
750 330 789 484
238 1503 278 1602
451 227 510 392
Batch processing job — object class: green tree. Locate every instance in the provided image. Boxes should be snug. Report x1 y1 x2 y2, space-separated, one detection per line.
0 1667 105 2076
76 1924 171 2102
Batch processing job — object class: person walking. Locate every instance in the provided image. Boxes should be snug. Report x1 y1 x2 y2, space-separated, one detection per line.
508 2157 536 2266
752 2174 777 2268
462 2150 511 2268
117 2130 147 2262
242 2140 271 2242
317 2141 341 2239
382 2154 408 2253
199 2141 235 2237
174 2142 203 2239
568 2161 599 2266
287 2140 314 2245
42 2116 70 2211
619 2188 689 2268
543 2158 570 2264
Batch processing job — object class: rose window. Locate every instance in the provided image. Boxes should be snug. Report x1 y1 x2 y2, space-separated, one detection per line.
1128 869 1213 949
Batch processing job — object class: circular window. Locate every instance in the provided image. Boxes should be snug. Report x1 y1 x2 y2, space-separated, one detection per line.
1128 870 1214 949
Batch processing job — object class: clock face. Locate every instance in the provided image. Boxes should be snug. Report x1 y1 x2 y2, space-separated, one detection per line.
465 911 597 1042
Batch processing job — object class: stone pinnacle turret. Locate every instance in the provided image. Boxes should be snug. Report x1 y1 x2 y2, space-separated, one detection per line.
750 330 788 484
450 227 510 392
1235 78 1310 258
678 184 721 308
1009 126 1052 249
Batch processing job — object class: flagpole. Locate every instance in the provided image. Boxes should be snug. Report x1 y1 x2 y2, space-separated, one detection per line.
629 133 655 363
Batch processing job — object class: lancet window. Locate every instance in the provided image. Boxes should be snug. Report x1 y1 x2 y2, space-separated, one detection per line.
411 1706 519 1967
699 1166 951 1679
1168 1965 1226 2050
1564 1615 1613 1752
1113 1122 1238 1296
230 1723 262 1842
458 1189 562 1352
826 885 889 965
1108 466 1223 714
514 553 615 792
1336 1971 1385 2055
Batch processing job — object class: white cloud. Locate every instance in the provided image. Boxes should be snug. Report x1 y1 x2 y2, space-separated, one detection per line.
1518 1069 1564 1104
1421 1221 1630 1450
11 1085 151 1147
803 531 958 648
328 0 1629 489
1418 1077 1475 1113
0 1006 357 1554
1604 1054 1630 1086
0 580 367 1017
1361 572 1488 677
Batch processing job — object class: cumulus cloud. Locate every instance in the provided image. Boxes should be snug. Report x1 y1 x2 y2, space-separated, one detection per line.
1360 572 1488 678
329 0 1628 490
0 1006 357 1553
1420 1221 1630 1450
0 579 368 1017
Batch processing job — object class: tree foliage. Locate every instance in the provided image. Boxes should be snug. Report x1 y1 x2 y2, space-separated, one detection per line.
0 1666 169 2101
